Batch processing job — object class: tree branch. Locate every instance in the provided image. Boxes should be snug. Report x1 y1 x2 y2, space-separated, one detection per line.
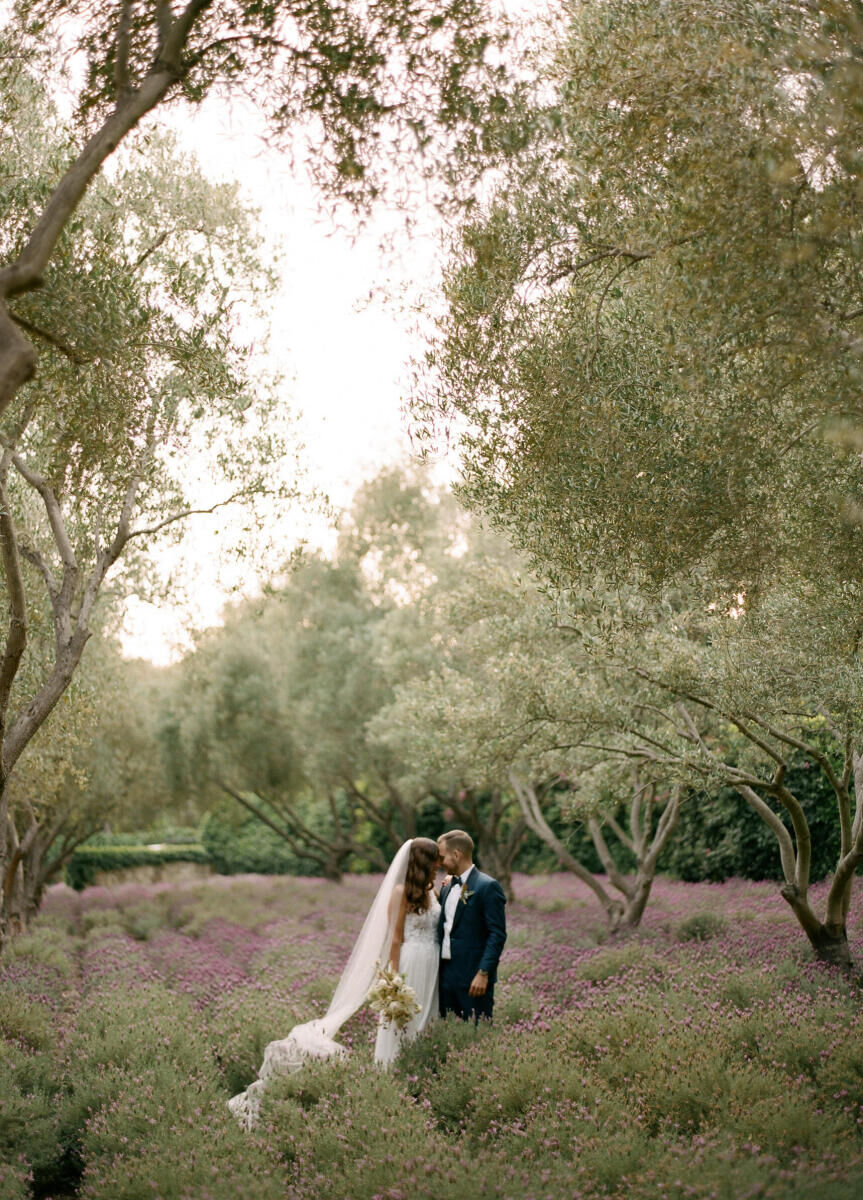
0 0 216 412
0 479 27 748
125 490 247 542
588 816 634 900
509 771 623 927
114 0 134 97
605 810 636 855
8 312 89 365
735 783 796 885
18 541 58 601
3 629 90 775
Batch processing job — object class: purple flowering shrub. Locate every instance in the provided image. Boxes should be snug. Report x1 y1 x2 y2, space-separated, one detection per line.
0 872 862 1199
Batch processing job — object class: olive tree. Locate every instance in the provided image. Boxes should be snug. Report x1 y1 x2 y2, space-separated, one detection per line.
0 73 294 946
160 469 473 876
413 0 863 970
370 562 681 922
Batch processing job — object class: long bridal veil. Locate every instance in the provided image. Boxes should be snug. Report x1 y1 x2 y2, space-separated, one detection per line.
228 840 413 1128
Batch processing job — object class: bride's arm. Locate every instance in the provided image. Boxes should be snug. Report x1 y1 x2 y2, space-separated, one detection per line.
387 885 407 971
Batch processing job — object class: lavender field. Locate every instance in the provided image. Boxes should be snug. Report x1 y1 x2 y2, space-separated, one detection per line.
2 873 863 1200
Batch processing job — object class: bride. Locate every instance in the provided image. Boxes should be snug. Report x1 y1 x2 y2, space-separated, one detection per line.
228 837 441 1128
374 836 440 1065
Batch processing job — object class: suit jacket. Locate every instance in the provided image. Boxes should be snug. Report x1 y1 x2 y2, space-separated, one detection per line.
438 866 507 988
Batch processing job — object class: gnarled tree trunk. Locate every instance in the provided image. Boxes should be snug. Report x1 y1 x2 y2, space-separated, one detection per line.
511 772 681 931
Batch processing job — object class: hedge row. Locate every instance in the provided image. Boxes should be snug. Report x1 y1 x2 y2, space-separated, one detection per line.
82 826 201 848
65 845 210 891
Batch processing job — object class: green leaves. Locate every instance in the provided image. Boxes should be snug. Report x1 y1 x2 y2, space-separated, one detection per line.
418 0 863 599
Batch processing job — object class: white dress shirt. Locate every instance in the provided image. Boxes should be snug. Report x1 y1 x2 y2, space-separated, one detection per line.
441 865 475 960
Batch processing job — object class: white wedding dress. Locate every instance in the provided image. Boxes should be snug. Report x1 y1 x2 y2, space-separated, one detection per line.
228 840 438 1129
374 893 440 1067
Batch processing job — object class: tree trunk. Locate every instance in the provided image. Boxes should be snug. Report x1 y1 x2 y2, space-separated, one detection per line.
781 881 855 972
621 872 655 929
618 784 681 929
808 923 853 971
475 825 525 901
0 777 8 955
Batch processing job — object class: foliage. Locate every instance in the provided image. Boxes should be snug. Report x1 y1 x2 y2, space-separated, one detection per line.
419 0 863 596
83 826 202 847
413 0 863 963
676 912 728 943
661 757 849 884
0 59 300 944
14 0 512 216
0 60 307 945
199 795 320 876
159 467 526 879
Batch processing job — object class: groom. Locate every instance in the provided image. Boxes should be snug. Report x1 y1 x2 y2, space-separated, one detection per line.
437 830 507 1022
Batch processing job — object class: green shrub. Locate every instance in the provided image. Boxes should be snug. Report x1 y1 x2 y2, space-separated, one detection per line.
82 826 201 847
0 993 53 1050
206 989 308 1096
392 1016 494 1121
576 941 669 983
677 911 728 942
2 926 74 979
0 1158 31 1200
259 1055 523 1200
77 1065 284 1200
65 844 210 890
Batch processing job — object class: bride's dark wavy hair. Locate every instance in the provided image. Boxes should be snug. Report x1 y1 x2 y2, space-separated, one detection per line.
404 838 439 913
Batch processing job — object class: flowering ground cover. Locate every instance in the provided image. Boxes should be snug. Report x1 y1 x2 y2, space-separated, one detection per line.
1 872 862 1200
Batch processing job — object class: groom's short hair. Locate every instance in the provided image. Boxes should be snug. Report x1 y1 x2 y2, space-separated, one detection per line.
438 829 474 857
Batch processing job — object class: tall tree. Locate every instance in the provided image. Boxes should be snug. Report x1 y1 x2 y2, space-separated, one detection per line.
370 563 680 921
0 73 293 946
3 633 167 932
161 469 470 875
414 0 863 969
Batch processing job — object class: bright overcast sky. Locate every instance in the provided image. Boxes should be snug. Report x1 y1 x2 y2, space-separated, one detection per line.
120 95 444 665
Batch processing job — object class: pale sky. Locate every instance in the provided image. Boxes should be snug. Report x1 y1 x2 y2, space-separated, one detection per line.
119 96 443 664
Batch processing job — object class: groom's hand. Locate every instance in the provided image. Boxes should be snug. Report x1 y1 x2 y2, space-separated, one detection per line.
468 971 488 997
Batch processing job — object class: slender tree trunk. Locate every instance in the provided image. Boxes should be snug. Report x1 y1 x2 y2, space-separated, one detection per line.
620 784 681 929
0 777 8 954
621 874 655 929
1 780 34 943
736 763 862 975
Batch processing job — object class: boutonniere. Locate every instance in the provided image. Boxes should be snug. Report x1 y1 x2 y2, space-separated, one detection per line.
459 884 476 905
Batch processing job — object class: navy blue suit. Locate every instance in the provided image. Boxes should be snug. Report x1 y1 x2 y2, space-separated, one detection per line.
438 866 507 1022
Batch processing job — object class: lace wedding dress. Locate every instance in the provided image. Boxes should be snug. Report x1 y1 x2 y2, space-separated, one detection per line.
374 892 440 1067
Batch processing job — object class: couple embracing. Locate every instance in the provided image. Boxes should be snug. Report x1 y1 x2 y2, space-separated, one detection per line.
374 830 507 1065
228 831 506 1127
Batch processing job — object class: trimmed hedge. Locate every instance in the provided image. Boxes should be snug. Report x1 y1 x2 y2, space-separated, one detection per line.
65 845 210 891
82 827 201 848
